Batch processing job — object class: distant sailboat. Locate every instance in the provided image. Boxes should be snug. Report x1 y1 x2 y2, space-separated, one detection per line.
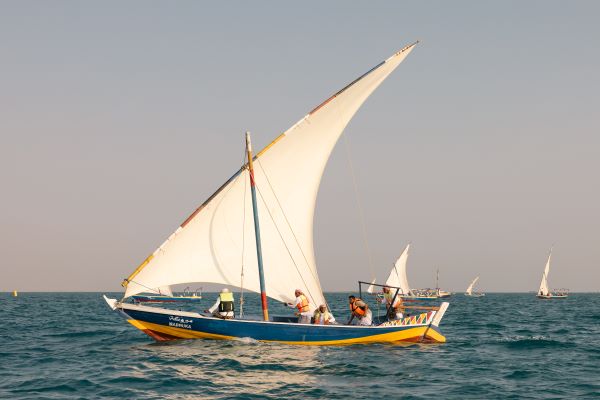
537 248 568 299
131 286 203 303
435 268 452 298
385 244 414 297
380 244 448 300
104 42 449 344
465 276 485 297
366 278 377 294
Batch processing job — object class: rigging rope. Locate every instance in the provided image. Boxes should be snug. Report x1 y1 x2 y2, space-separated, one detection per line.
342 133 375 282
256 159 328 308
239 148 248 317
253 184 319 305
253 181 321 308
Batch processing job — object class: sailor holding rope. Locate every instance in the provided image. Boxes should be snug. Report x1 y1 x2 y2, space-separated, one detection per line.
380 286 404 320
347 295 372 326
286 289 312 323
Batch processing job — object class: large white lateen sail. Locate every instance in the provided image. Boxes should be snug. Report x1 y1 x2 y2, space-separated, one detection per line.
538 251 551 296
385 244 413 296
466 277 479 295
121 43 418 308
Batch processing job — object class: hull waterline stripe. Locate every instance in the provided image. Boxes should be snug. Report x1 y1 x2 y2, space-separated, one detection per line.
126 319 446 345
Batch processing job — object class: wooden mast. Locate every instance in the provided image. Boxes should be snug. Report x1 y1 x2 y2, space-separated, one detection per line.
246 132 269 321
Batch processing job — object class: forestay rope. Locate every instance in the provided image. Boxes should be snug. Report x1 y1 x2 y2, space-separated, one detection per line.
256 159 327 304
254 179 322 308
342 133 376 286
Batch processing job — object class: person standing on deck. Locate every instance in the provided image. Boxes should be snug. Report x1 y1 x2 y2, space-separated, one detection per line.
287 289 312 323
380 286 404 320
313 304 336 325
347 295 372 326
204 288 235 319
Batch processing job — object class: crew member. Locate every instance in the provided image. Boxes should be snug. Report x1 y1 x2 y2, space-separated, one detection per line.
347 295 372 326
313 304 335 325
205 288 235 319
380 286 404 320
287 289 312 323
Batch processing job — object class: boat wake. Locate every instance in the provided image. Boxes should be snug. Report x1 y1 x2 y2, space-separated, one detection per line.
498 335 575 350
234 337 261 345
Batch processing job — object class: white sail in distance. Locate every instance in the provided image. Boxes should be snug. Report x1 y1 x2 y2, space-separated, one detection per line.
538 251 551 296
122 43 418 308
157 286 173 297
466 277 479 295
367 278 376 294
385 244 413 296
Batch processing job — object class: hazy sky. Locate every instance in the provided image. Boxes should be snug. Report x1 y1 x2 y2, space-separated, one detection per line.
1 1 599 293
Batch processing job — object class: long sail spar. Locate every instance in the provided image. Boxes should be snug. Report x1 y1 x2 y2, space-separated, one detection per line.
121 43 419 307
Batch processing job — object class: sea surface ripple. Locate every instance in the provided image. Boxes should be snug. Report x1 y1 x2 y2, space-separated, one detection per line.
1 292 599 399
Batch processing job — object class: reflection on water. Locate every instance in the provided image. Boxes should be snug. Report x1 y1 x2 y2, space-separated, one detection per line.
137 339 322 397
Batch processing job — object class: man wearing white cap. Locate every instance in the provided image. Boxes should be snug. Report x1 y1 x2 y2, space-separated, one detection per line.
286 289 312 323
205 288 235 319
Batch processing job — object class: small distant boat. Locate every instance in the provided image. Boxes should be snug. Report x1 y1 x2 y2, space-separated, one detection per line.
366 278 377 294
408 288 442 300
464 276 485 297
537 248 568 299
384 244 433 300
131 286 203 303
379 244 450 300
385 244 414 298
13 290 18 297
430 268 452 298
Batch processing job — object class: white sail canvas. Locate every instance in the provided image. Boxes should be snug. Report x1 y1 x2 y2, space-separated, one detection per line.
538 252 551 296
466 277 479 295
122 44 418 308
367 278 376 294
385 244 413 296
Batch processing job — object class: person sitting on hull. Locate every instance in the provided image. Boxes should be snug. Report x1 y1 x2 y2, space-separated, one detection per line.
313 304 336 325
347 295 372 326
204 288 235 319
286 289 312 324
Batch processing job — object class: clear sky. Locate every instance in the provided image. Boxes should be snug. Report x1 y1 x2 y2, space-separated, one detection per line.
1 1 599 292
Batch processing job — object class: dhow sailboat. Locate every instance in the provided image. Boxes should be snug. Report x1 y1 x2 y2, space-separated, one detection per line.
464 277 485 297
131 286 203 303
537 248 568 299
374 244 448 300
104 42 449 344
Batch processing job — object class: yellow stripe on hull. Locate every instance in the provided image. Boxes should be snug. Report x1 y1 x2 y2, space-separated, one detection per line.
423 327 446 343
127 319 446 345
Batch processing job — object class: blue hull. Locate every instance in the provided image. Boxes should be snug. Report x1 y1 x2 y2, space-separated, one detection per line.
112 301 447 345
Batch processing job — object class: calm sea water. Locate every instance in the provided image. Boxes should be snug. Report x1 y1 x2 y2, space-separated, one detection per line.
1 292 599 399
